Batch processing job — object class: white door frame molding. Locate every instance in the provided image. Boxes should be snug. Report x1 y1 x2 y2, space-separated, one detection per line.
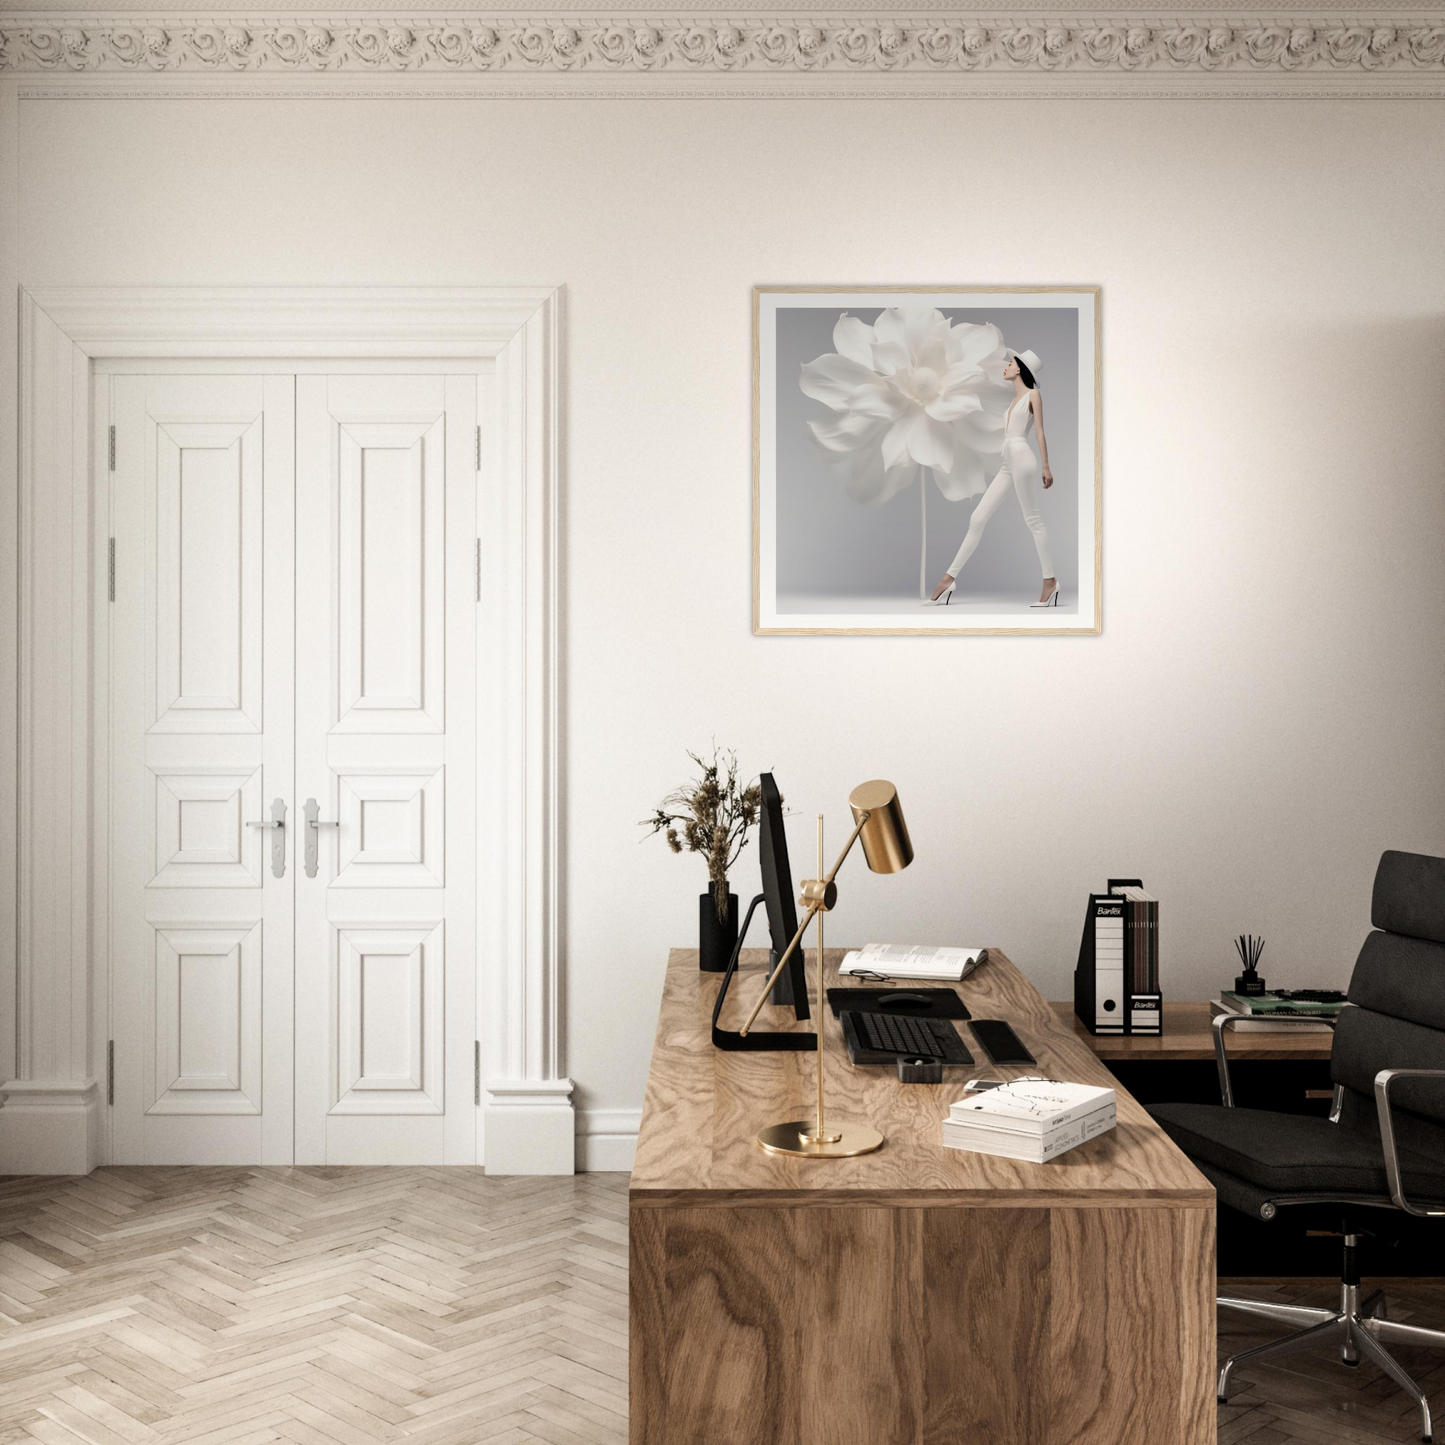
1 286 571 1175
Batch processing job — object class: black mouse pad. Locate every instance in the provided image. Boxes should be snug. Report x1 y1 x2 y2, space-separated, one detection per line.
826 987 970 1021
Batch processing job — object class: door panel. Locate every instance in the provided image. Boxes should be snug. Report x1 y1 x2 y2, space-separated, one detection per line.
149 765 264 887
152 422 264 731
148 921 262 1114
110 375 295 1164
333 921 444 1114
336 421 445 732
332 767 445 888
294 375 476 1164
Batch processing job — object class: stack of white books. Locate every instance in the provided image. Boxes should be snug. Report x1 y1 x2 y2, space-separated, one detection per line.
941 1079 1117 1163
839 943 986 982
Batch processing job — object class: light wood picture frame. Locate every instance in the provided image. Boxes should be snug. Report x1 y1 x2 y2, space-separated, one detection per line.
753 285 1101 635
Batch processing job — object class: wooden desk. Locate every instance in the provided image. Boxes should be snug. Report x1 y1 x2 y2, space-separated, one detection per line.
631 949 1215 1445
1052 1000 1334 1061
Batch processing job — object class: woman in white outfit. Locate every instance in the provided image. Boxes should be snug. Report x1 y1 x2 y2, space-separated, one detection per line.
929 349 1060 608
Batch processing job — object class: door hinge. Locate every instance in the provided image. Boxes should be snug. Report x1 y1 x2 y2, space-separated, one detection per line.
475 424 482 472
107 1041 115 1105
108 425 116 472
474 1042 481 1106
108 538 116 602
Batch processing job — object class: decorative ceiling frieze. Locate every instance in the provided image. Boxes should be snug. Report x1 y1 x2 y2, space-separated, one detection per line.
2 12 1443 91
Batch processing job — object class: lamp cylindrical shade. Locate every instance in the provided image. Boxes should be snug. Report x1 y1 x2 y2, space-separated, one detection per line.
848 780 913 874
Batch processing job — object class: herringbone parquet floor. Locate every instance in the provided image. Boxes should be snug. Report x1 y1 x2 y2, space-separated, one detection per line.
2 1168 1444 1444
0 1168 628 1445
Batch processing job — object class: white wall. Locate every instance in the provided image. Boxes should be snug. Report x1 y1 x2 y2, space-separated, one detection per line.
16 95 1445 1153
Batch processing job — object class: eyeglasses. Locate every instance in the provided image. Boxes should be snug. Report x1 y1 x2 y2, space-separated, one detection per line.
847 958 984 985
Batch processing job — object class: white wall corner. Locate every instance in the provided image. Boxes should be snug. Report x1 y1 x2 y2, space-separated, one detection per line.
576 1107 640 1173
0 1078 101 1175
484 1079 575 1175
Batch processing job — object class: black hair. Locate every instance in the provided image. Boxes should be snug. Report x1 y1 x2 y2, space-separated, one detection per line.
1013 354 1038 390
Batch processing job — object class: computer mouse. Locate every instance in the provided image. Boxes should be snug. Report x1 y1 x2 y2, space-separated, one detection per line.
879 992 932 1010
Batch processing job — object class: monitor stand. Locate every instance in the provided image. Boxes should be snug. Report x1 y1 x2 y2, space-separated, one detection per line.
711 894 816 1052
770 949 801 1008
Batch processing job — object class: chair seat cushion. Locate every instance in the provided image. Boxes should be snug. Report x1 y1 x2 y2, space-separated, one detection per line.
1148 1102 1445 1198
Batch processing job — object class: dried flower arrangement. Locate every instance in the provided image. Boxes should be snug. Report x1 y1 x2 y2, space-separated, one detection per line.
643 746 763 922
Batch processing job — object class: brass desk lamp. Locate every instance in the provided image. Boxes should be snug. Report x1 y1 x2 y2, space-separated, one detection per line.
738 780 913 1158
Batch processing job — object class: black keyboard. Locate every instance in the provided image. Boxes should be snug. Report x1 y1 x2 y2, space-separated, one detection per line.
842 1010 974 1065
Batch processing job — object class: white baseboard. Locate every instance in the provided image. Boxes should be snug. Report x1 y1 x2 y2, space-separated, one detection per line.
0 1079 102 1175
483 1078 575 1175
576 1108 640 1173
0 1077 636 1177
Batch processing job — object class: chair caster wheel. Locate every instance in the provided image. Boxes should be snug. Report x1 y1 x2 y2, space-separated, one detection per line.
1217 1398 1227 1405
1343 1358 1359 1367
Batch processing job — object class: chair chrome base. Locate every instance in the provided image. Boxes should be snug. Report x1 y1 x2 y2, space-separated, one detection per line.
1219 1278 1445 1443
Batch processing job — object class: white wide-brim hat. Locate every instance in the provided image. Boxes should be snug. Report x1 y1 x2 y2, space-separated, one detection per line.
1010 348 1043 377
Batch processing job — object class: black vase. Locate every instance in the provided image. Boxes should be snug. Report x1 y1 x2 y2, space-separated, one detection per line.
699 887 739 972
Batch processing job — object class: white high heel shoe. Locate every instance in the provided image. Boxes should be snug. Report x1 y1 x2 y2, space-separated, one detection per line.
924 582 954 607
1030 582 1061 608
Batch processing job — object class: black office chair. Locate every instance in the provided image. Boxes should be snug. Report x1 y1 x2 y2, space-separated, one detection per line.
1149 849 1445 1444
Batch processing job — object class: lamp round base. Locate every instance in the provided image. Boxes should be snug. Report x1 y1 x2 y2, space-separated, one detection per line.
756 1119 884 1158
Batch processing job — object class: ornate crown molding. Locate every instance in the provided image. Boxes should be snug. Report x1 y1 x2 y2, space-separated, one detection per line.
2 12 1444 88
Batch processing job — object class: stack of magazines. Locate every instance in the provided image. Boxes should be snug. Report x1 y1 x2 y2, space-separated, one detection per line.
1210 990 1344 1033
1118 886 1159 997
941 1079 1117 1163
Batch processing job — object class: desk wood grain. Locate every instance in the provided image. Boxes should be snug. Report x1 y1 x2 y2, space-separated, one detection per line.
631 948 1212 1206
629 949 1216 1445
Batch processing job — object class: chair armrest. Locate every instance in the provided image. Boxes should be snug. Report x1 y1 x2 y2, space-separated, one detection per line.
1212 1011 1337 1108
1374 1068 1445 1217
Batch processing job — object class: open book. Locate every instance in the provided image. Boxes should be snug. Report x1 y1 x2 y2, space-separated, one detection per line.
839 943 987 982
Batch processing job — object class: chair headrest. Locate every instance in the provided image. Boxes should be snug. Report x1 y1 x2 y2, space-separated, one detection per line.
1373 850 1445 945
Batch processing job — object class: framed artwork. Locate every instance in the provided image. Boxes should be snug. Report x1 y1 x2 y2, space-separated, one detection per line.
753 286 1101 635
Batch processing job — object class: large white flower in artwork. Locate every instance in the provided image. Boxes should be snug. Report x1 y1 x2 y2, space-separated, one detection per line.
800 308 1012 506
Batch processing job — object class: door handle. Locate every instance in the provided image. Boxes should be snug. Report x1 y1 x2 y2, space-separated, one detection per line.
246 797 288 879
303 797 339 879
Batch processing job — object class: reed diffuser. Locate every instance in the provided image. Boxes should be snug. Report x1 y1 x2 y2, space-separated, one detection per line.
1234 934 1267 996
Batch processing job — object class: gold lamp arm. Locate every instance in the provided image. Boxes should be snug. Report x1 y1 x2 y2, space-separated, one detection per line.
737 812 870 1037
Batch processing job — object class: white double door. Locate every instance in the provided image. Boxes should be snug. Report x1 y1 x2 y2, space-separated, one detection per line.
109 371 477 1164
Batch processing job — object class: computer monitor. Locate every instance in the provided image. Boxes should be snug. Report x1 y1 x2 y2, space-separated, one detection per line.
710 771 815 1052
758 773 810 1019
